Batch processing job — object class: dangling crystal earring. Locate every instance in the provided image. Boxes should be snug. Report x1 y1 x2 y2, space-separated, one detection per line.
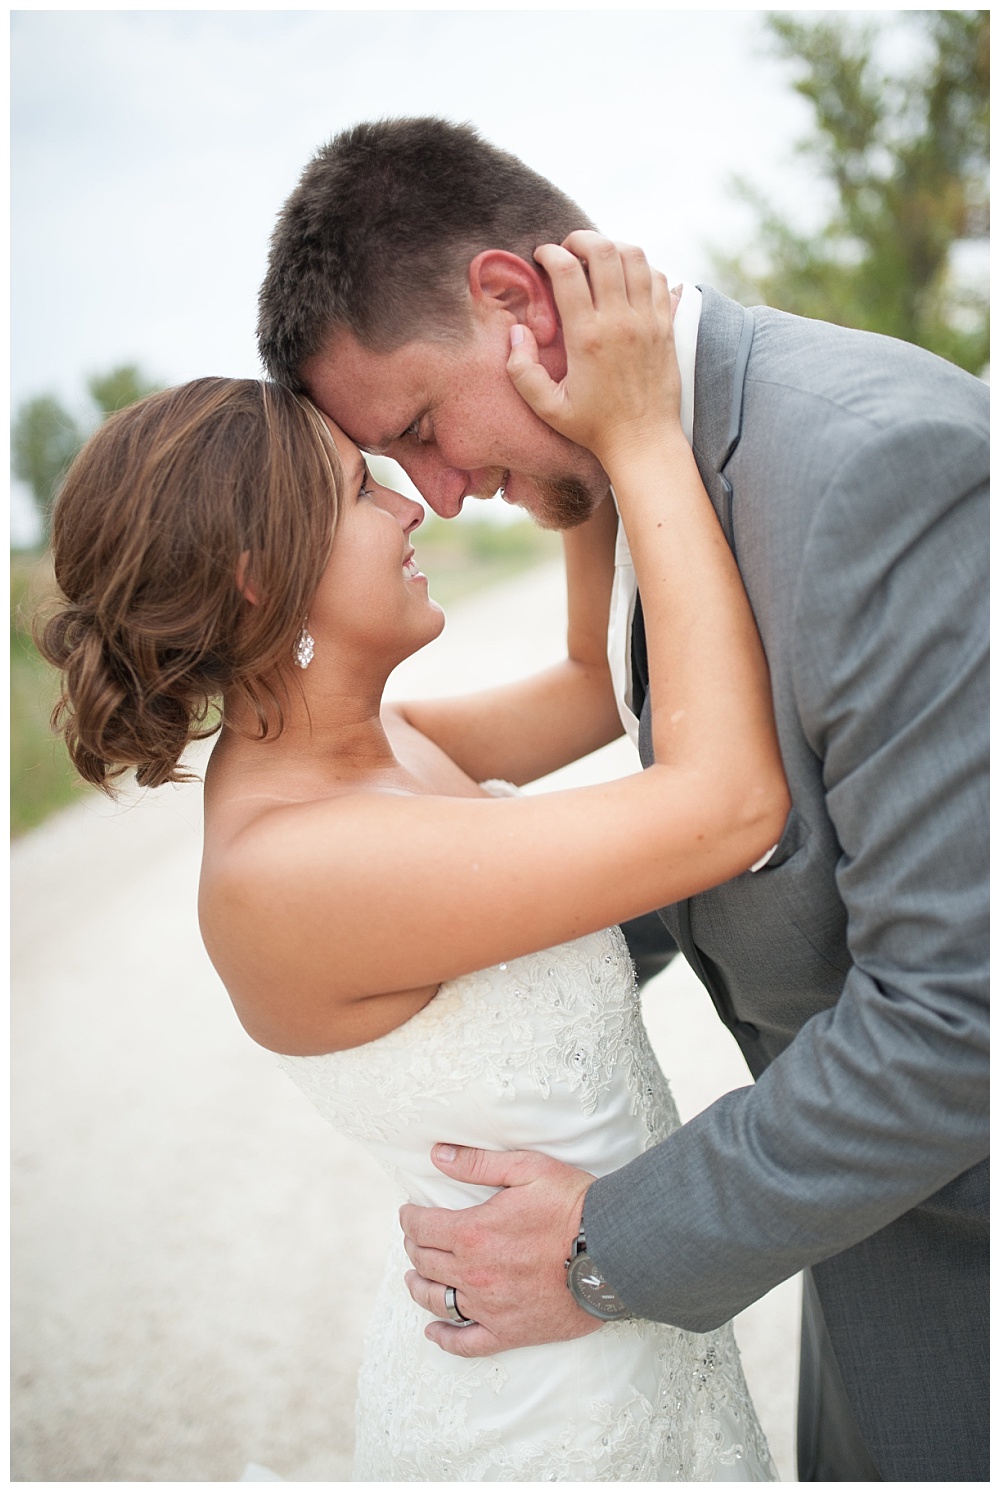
293 622 315 670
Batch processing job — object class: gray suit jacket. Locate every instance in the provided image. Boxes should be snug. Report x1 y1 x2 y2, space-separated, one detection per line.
584 288 989 1479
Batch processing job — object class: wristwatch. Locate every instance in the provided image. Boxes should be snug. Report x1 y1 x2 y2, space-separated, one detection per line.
565 1229 632 1321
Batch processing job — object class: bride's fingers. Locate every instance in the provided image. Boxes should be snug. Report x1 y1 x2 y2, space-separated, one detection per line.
533 242 598 321
651 265 674 318
506 323 562 423
615 240 653 306
558 230 628 309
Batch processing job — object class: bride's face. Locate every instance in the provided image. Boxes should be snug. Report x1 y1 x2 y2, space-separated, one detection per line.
306 418 444 667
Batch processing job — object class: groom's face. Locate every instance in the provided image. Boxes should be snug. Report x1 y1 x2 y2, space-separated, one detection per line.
303 317 610 530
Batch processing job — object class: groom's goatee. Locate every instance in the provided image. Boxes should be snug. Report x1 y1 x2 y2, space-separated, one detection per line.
531 475 601 530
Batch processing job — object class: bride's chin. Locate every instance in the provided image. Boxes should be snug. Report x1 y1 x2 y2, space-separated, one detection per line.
417 599 446 647
392 599 446 667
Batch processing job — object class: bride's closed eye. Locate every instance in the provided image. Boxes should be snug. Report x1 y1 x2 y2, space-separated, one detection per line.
358 464 376 499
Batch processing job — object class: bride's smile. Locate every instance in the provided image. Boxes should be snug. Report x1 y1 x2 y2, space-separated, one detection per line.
304 416 444 674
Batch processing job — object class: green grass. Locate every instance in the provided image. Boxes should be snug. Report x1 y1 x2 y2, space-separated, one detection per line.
10 553 92 837
9 515 559 837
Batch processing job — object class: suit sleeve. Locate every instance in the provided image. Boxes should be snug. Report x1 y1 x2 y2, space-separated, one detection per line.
583 415 989 1330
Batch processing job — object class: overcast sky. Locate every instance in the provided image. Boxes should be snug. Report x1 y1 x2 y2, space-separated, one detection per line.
11 6 886 542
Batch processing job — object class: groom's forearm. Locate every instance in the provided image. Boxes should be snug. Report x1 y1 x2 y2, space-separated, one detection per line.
583 973 989 1331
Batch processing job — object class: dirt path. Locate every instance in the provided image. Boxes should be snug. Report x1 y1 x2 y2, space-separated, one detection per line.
12 562 799 1481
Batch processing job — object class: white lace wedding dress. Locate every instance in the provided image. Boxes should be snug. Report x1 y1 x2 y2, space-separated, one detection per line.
278 785 776 1482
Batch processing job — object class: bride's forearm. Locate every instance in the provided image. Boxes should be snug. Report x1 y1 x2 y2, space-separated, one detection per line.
391 495 621 784
392 659 622 786
505 231 786 837
607 431 785 812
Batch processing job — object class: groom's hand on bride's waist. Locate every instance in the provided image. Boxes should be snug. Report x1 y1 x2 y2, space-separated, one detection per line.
400 1145 603 1356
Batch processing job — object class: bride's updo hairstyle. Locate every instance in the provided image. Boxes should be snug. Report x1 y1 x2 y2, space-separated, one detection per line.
37 377 340 793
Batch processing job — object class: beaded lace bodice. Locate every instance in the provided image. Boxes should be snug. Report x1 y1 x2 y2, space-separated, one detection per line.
278 786 775 1482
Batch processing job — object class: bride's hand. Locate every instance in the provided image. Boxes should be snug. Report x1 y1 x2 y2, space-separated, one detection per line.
507 231 681 473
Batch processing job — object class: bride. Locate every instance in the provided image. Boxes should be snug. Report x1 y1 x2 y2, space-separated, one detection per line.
40 238 787 1480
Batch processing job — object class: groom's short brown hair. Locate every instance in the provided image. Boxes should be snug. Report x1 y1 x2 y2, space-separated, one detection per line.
257 117 594 389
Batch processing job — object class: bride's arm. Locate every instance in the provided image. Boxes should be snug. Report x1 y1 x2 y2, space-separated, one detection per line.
388 492 623 785
203 238 788 1054
512 236 778 790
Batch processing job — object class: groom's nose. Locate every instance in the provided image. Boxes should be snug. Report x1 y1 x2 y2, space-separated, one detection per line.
392 447 472 519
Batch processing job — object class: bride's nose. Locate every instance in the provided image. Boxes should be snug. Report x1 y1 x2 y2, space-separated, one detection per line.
376 487 424 535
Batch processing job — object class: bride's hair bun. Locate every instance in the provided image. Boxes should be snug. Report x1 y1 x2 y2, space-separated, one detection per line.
35 377 341 792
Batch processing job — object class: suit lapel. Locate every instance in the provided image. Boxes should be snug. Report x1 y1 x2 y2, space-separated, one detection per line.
691 287 756 469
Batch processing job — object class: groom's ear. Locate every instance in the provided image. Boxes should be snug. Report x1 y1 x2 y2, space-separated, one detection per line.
467 250 559 349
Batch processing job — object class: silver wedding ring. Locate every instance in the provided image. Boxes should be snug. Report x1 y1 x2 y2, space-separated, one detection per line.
444 1285 474 1326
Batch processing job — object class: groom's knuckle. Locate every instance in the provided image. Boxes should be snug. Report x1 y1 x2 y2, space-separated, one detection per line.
412 1249 434 1279
508 1152 540 1186
402 1212 427 1245
465 1151 492 1182
464 1261 492 1292
457 1215 486 1251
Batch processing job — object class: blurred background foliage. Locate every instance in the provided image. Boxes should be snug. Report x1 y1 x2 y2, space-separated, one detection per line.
714 10 989 374
12 364 162 545
10 9 990 836
10 364 168 835
10 550 88 836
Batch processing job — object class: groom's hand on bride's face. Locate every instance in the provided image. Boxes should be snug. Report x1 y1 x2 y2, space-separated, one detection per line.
399 1145 602 1357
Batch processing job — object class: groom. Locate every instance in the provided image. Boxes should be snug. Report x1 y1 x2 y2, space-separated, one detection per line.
258 119 988 1481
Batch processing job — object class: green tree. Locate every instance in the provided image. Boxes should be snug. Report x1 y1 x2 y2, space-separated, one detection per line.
11 363 162 543
10 362 163 834
87 363 161 416
714 10 989 373
11 396 84 543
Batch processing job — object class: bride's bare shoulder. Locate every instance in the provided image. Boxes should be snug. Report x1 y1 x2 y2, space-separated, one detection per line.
198 776 457 1054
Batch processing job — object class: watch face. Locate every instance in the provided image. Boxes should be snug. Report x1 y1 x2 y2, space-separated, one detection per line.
567 1253 630 1321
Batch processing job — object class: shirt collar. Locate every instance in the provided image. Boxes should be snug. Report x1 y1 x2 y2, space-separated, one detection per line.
674 282 702 446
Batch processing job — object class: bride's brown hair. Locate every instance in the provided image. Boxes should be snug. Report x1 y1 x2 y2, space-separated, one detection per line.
36 377 340 793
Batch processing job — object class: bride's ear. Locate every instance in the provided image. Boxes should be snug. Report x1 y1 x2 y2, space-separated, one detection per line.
235 552 260 606
468 250 559 349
